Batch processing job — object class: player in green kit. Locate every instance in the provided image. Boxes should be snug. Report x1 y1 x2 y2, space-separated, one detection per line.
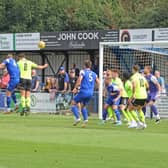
109 69 130 124
129 65 148 129
123 72 138 128
17 53 48 116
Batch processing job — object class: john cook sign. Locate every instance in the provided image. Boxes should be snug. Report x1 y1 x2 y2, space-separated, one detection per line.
40 30 119 50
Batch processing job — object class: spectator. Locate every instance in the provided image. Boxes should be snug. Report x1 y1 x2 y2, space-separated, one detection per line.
69 69 78 91
155 70 166 94
0 69 10 89
72 63 80 77
49 77 57 101
43 77 51 93
31 69 40 92
56 66 69 92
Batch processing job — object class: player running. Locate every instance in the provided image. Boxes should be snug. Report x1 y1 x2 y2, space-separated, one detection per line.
129 65 148 129
143 66 161 123
0 54 20 113
17 53 48 116
71 60 99 127
102 76 121 125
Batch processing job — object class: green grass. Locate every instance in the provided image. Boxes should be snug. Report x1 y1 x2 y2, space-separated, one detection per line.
0 114 168 168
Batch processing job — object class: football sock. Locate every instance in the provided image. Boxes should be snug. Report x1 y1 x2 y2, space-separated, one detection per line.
103 109 108 120
131 110 140 122
7 96 12 108
107 107 117 121
71 105 80 120
121 109 130 121
21 96 26 108
126 110 134 121
151 105 158 116
11 92 17 104
142 106 146 115
81 108 88 121
107 106 113 118
113 109 121 121
139 109 145 123
25 97 31 108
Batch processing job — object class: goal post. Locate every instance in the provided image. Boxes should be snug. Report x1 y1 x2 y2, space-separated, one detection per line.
98 41 168 119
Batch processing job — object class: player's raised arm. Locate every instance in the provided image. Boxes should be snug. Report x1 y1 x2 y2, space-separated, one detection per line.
36 64 48 70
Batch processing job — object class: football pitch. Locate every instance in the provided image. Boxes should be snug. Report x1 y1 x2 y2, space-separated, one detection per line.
0 114 168 168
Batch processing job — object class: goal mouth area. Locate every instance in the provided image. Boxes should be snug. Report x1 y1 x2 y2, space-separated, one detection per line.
98 41 168 119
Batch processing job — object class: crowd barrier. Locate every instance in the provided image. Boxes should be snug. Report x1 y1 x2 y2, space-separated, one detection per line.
0 90 168 118
0 90 98 113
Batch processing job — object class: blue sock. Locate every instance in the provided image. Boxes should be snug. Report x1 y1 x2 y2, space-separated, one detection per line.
81 108 88 121
12 92 17 104
71 105 79 120
151 105 158 116
7 96 11 108
114 109 121 121
103 109 107 120
142 106 146 115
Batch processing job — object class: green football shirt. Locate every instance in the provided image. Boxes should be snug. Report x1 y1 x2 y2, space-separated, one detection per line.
131 72 147 99
112 77 128 97
17 58 38 80
124 80 133 98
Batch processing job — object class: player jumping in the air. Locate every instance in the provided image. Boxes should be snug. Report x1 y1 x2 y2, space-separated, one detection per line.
143 66 161 123
71 60 99 127
102 76 121 125
0 54 20 113
17 53 48 116
129 65 148 129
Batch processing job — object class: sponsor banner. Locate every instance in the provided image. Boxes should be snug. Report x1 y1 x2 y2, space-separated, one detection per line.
0 91 6 110
30 93 56 112
120 29 152 42
15 33 40 51
120 29 153 48
40 30 119 50
0 34 13 51
154 28 168 41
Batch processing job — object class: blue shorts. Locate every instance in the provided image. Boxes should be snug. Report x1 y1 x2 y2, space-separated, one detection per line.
147 92 158 102
7 78 20 92
74 92 92 105
106 96 120 106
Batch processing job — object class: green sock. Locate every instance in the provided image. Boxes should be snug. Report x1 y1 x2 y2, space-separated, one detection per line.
21 96 26 108
25 97 31 108
139 109 145 123
131 110 140 122
126 110 134 122
121 109 130 122
107 107 117 121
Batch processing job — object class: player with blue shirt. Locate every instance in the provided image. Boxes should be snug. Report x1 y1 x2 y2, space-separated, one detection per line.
0 54 20 113
143 66 161 123
71 60 99 127
102 76 122 125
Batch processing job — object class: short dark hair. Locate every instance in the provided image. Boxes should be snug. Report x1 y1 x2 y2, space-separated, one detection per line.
84 60 92 68
123 72 131 80
132 65 140 72
18 53 26 58
145 65 152 72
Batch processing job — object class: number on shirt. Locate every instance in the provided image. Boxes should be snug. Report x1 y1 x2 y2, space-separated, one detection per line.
24 63 27 71
89 73 93 82
139 78 144 87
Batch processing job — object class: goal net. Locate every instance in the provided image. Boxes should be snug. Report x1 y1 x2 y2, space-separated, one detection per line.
99 41 168 119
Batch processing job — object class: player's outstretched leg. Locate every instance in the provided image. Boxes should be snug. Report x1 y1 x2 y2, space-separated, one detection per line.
81 107 88 128
71 100 80 126
11 92 19 112
150 104 160 123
